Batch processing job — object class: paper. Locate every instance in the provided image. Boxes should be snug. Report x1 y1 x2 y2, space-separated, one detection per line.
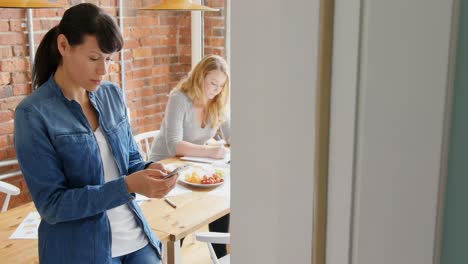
180 152 230 165
135 184 192 205
9 211 40 240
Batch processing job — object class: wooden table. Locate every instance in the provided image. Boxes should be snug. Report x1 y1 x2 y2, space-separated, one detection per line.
0 203 39 263
0 159 230 264
142 191 230 264
146 158 231 264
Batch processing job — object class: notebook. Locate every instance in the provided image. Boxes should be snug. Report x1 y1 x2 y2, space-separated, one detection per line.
180 152 230 165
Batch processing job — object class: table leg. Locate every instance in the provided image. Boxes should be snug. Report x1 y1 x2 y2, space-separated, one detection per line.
163 240 181 264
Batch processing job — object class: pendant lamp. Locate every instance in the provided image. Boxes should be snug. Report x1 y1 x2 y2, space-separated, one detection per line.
139 0 218 11
0 0 64 8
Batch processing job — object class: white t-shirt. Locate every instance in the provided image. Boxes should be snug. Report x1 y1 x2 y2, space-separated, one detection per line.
94 127 148 257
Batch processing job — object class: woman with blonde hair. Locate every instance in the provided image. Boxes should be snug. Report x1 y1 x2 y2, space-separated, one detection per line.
150 54 231 258
150 54 230 162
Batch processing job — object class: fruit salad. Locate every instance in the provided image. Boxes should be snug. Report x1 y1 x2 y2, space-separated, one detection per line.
185 169 224 184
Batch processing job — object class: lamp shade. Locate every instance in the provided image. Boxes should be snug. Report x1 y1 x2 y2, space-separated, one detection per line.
0 0 64 8
139 0 218 11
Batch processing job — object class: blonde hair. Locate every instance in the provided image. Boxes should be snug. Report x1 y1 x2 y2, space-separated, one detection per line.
174 55 230 128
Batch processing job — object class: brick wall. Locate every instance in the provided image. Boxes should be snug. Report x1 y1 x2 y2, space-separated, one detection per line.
0 0 226 209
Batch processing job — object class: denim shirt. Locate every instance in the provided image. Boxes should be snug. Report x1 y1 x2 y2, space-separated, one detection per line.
14 76 162 264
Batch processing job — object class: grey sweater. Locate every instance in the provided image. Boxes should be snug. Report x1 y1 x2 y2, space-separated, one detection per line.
149 90 230 162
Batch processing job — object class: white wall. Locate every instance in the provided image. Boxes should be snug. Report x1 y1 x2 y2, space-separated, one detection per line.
328 1 455 264
231 0 319 263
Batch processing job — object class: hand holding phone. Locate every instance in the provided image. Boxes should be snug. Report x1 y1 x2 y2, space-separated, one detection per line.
163 164 190 179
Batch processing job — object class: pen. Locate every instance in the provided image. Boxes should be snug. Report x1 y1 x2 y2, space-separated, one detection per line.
164 197 177 209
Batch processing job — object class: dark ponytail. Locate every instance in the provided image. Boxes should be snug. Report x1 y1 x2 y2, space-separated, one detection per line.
32 26 60 89
31 3 123 89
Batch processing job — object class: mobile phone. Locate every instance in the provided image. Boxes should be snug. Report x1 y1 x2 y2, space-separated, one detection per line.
163 164 190 179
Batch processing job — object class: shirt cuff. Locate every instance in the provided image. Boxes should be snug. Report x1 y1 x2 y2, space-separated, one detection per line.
143 161 154 169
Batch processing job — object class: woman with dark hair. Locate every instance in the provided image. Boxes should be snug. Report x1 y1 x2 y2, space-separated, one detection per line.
14 3 175 264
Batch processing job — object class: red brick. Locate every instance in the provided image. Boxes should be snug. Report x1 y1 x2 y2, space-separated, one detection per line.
151 65 170 75
13 83 32 96
124 17 137 27
56 9 65 17
124 39 139 49
212 28 225 37
109 74 121 84
33 9 58 18
159 16 177 25
151 26 177 35
205 17 224 27
11 72 29 84
179 55 191 64
136 16 159 26
7 134 14 145
0 110 13 123
0 21 9 32
130 27 152 38
152 46 177 56
169 64 189 73
0 134 8 148
160 38 176 46
0 72 10 85
0 32 27 45
0 46 12 59
102 8 117 16
0 85 13 98
123 28 132 37
132 47 152 58
0 121 14 135
208 0 224 7
9 20 24 32
137 105 161 117
211 48 225 56
100 0 114 7
0 150 7 160
7 146 16 158
0 58 28 72
205 37 224 47
126 79 145 89
132 69 152 79
135 87 156 97
178 46 192 56
12 46 28 57
39 19 59 31
179 36 191 45
132 58 153 69
125 90 136 101
0 9 24 20
0 96 25 110
139 37 160 47
150 75 170 86
34 32 46 44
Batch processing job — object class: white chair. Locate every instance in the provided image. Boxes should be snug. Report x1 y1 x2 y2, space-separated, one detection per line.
196 232 230 264
134 130 160 161
0 159 21 213
0 180 20 212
